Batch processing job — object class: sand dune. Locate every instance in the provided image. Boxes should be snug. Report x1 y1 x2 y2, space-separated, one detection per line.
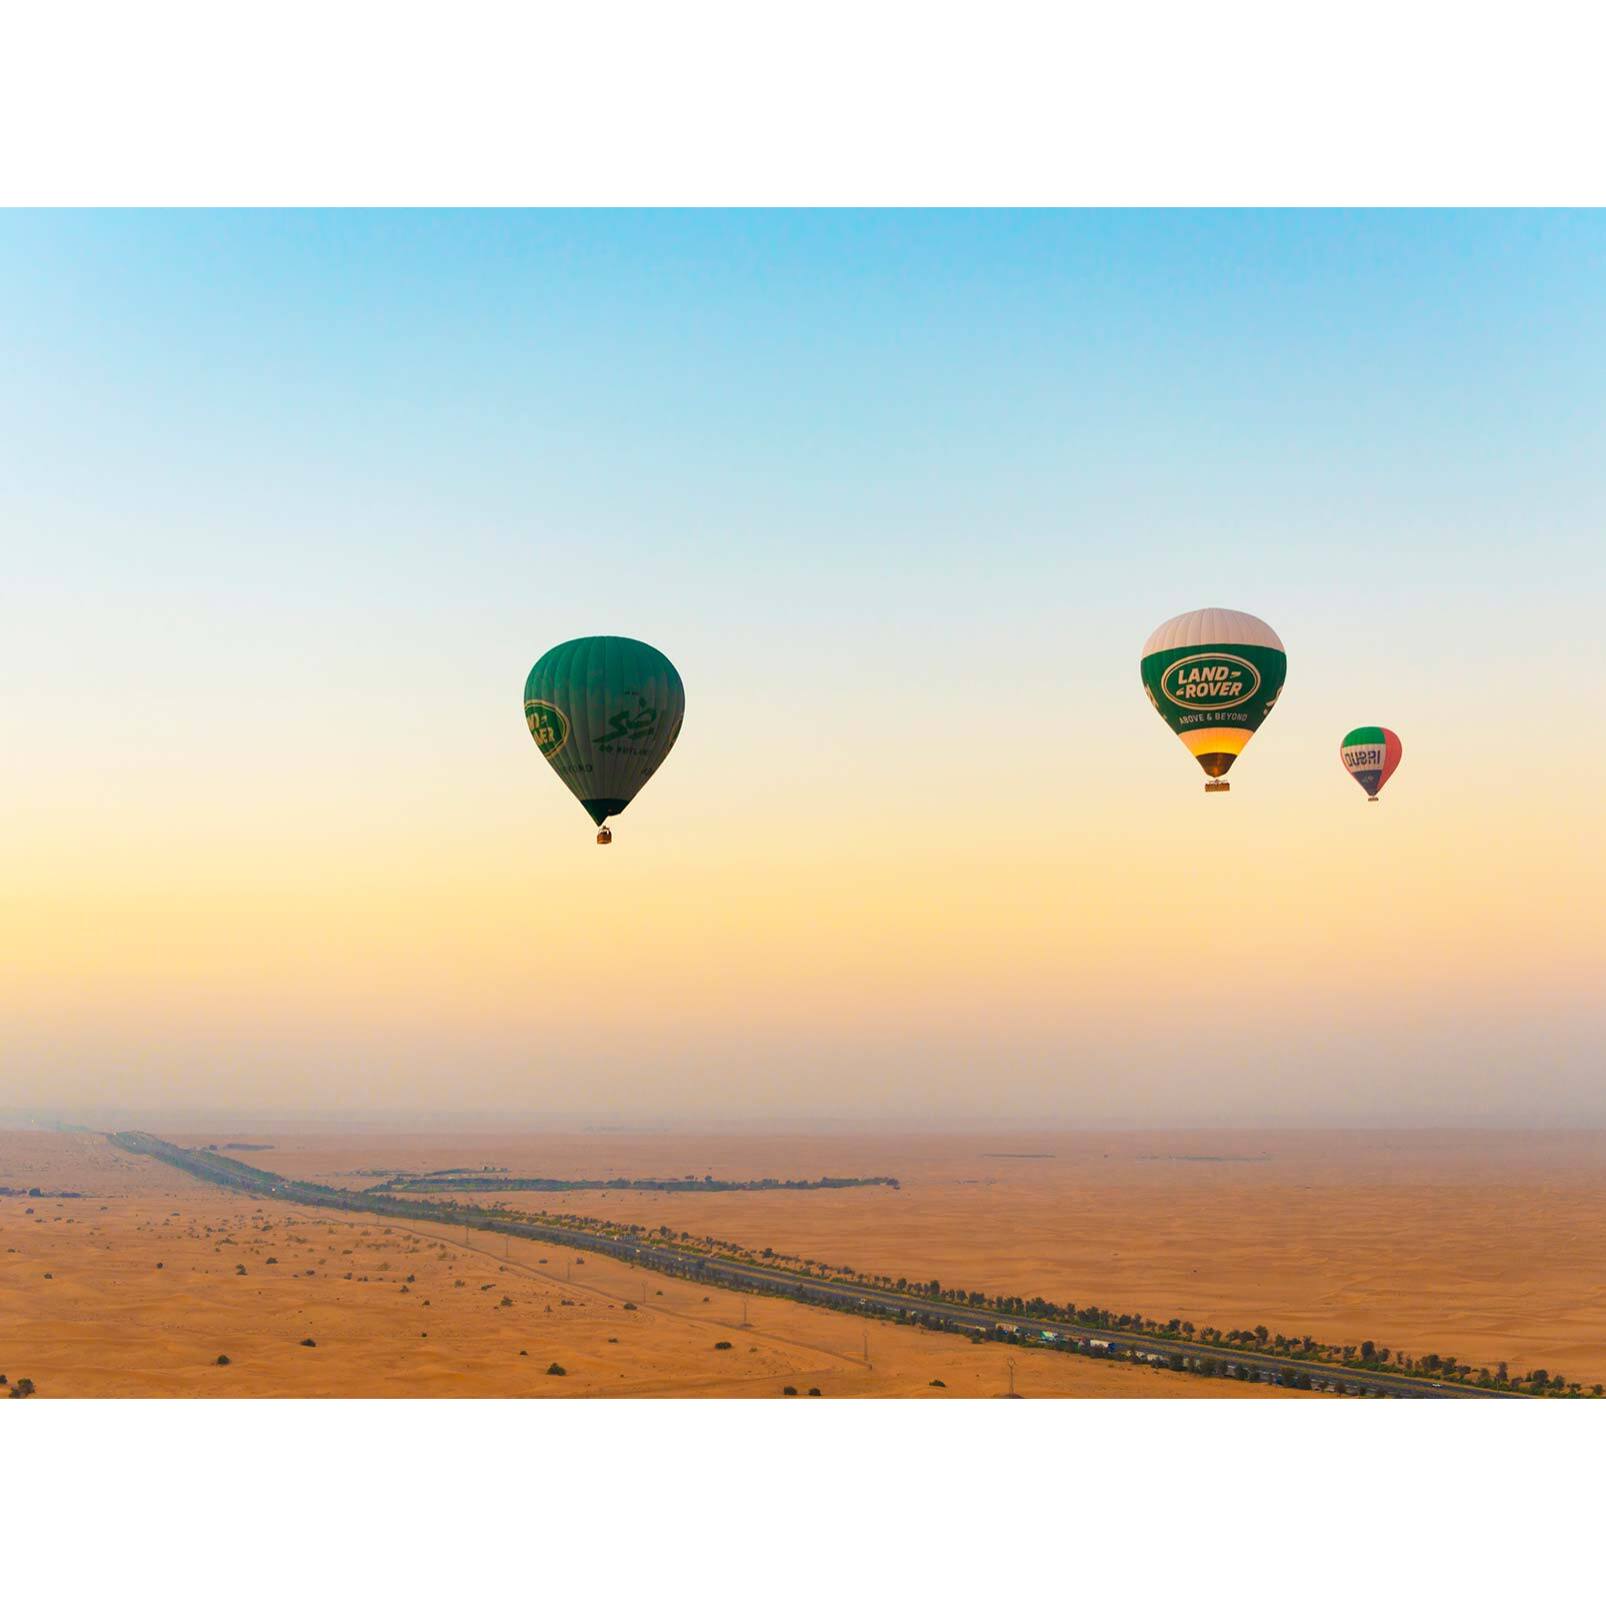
0 1134 1252 1398
9 1126 1599 1395
241 1127 1606 1382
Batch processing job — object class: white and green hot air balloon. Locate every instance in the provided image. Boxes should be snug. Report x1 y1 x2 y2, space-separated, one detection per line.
1141 608 1287 792
523 635 685 843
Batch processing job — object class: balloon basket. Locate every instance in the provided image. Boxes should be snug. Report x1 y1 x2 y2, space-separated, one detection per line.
596 827 613 845
1368 796 1379 803
1204 780 1230 793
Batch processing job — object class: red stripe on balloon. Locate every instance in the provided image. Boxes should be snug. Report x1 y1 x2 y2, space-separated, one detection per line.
1379 728 1403 789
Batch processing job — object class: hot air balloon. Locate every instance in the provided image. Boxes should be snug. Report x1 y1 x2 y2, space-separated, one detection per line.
523 636 684 844
1141 608 1287 792
1340 726 1402 802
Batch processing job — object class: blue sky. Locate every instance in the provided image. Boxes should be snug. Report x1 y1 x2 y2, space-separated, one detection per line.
3 211 1603 1124
9 210 1602 644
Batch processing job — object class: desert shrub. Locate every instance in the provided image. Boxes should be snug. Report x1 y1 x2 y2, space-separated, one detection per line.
546 1362 567 1376
781 1385 798 1396
266 1257 277 1264
10 1379 37 1398
928 1380 946 1388
714 1340 733 1350
216 1355 231 1367
300 1338 317 1348
622 1301 637 1310
808 1388 822 1396
500 1296 513 1307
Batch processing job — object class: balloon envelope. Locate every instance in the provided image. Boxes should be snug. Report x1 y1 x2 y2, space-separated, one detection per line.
1340 726 1402 799
524 636 685 828
1141 608 1287 786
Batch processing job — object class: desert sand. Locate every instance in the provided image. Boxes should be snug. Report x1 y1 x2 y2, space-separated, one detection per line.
0 1132 1250 1398
7 1126 1601 1396
249 1126 1606 1381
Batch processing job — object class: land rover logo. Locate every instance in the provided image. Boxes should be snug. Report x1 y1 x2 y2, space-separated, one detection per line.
1160 652 1261 711
525 698 569 757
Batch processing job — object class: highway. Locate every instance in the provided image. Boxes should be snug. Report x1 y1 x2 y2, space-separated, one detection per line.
613 1241 1503 1398
107 1130 1509 1399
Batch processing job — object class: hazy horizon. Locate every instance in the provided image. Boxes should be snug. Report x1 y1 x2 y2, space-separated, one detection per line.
14 1107 1606 1136
5 210 1603 1128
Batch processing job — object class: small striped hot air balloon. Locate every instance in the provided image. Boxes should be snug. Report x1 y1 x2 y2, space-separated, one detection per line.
1140 608 1287 793
1340 726 1402 802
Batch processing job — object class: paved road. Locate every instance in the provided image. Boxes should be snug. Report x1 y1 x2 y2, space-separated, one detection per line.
107 1129 1508 1399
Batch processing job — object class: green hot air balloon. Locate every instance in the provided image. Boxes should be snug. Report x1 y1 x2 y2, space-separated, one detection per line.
523 636 684 844
1141 608 1287 793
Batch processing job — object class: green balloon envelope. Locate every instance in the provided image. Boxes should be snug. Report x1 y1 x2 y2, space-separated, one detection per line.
524 636 685 828
1140 608 1287 782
